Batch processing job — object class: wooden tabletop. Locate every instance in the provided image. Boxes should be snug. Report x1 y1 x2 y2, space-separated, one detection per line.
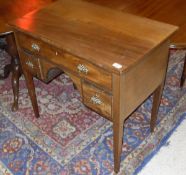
87 0 186 44
1 0 185 43
9 0 178 74
0 0 54 34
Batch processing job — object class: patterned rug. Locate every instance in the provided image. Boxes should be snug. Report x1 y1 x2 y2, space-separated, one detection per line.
0 48 186 175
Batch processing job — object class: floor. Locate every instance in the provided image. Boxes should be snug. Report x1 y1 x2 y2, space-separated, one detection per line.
0 49 186 175
138 112 186 175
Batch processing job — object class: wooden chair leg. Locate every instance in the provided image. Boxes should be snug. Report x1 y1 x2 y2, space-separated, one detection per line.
5 33 22 111
169 44 186 87
180 54 186 87
11 59 21 111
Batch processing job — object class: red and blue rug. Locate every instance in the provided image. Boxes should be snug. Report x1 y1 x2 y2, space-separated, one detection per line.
0 49 186 175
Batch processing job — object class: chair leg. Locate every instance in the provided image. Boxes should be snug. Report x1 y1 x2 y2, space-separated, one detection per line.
180 54 186 87
169 44 186 87
11 58 21 111
5 33 22 111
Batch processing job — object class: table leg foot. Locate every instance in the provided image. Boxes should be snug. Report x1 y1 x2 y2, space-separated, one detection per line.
113 120 124 173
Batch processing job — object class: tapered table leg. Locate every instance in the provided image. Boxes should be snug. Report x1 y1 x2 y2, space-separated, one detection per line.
113 120 124 173
112 74 124 174
23 70 40 118
150 82 164 132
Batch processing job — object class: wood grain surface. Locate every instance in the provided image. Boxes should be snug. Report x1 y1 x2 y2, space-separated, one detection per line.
9 0 178 74
87 0 186 44
8 0 178 173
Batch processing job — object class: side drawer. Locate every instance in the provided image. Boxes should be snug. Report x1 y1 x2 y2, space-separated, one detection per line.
19 50 42 78
16 32 57 58
19 50 62 82
82 81 112 120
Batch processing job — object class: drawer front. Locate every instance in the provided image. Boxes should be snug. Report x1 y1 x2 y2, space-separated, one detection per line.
19 50 42 78
16 32 58 58
62 53 112 90
82 81 112 119
17 32 112 90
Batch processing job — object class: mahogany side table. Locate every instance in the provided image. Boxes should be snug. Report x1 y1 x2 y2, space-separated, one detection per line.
8 0 178 173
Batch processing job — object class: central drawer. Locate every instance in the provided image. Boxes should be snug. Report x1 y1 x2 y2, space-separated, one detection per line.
16 32 112 90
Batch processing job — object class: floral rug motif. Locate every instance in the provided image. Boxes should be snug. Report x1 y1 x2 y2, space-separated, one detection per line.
0 49 186 175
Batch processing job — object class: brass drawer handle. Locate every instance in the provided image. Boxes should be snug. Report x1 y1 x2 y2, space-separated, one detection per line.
77 64 89 74
31 43 40 52
90 94 102 105
26 61 34 69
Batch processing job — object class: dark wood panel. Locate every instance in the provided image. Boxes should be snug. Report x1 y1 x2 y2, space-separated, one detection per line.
87 0 186 43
